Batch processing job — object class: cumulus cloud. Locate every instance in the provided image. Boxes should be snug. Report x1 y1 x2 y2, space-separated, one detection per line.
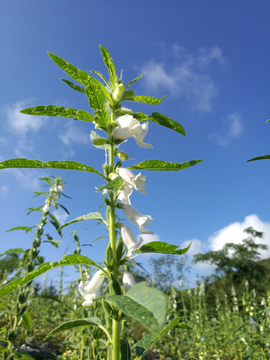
0 185 8 196
2 168 42 191
59 123 89 146
209 112 243 146
141 45 225 112
52 209 69 225
5 100 44 136
139 233 161 244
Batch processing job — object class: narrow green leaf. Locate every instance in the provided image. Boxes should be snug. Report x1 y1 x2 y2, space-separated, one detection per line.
107 282 167 333
58 204 70 215
42 240 61 248
61 79 85 94
135 317 181 357
0 159 104 178
129 95 166 105
20 105 94 123
267 119 270 122
26 207 42 215
246 155 270 162
149 113 186 136
97 177 123 193
126 73 145 88
128 159 204 171
5 226 36 233
99 45 117 85
91 70 109 86
0 248 24 257
48 53 83 84
59 212 104 231
22 312 32 330
120 338 131 360
0 255 97 299
45 317 111 341
134 241 191 255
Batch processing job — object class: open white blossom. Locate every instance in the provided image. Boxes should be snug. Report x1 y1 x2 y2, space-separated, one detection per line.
112 114 153 149
122 204 153 234
42 204 50 213
118 182 133 205
78 269 105 306
119 222 143 258
118 168 147 193
123 271 136 291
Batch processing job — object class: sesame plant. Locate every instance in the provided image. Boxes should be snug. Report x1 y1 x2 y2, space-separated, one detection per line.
0 46 204 360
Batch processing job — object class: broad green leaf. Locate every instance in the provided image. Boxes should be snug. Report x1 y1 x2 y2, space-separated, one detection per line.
22 311 33 330
134 241 191 255
61 79 85 94
5 226 36 233
48 53 83 84
128 159 204 171
107 282 167 333
135 318 191 358
129 95 166 105
20 105 94 123
149 113 186 136
45 318 111 341
99 45 117 85
97 177 123 193
0 159 104 178
246 155 270 162
0 248 24 257
59 212 104 230
126 73 145 88
121 90 135 101
83 75 106 110
0 255 97 300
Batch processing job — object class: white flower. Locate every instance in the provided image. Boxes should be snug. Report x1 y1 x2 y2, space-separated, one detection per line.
112 115 153 149
78 269 105 306
260 326 263 332
119 222 143 258
123 271 136 291
122 204 153 234
53 184 64 192
118 182 133 205
118 168 147 194
249 316 257 330
42 204 50 213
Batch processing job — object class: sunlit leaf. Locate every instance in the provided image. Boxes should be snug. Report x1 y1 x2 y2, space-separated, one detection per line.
107 282 167 333
246 155 270 162
91 70 109 87
59 212 105 231
97 177 123 193
128 159 204 171
22 312 32 330
20 105 94 123
134 241 191 255
5 226 36 233
48 53 83 84
0 248 24 257
126 73 145 88
61 79 85 94
0 159 104 178
129 95 166 105
99 45 117 85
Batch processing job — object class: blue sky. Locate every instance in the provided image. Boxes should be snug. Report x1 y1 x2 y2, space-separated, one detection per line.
0 1 269 289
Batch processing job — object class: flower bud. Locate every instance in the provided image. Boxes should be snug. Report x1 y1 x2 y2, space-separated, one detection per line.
113 82 125 103
123 271 136 292
116 151 129 161
92 138 108 146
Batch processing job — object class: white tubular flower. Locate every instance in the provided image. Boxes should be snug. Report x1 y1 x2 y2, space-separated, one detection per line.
118 168 147 194
122 204 153 234
119 222 143 258
42 204 50 213
112 115 153 149
123 271 136 291
78 269 105 306
118 182 133 205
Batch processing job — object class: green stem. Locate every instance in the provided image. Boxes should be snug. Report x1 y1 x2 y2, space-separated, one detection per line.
112 319 120 360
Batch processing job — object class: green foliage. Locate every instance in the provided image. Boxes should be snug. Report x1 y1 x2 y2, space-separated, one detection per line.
134 241 191 255
59 212 105 230
130 95 166 105
246 155 270 162
129 159 203 171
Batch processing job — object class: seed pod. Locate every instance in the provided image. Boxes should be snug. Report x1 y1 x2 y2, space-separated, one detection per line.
116 237 124 262
109 274 122 296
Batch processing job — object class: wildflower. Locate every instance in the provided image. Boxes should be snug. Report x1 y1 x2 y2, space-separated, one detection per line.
53 184 64 192
119 222 143 258
261 299 265 306
249 316 257 330
241 337 246 343
266 343 269 347
245 280 249 287
78 269 105 306
173 301 177 310
118 182 133 205
112 82 125 103
43 204 50 213
122 271 136 291
118 168 147 194
112 114 153 149
260 326 263 332
122 204 153 234
179 279 183 287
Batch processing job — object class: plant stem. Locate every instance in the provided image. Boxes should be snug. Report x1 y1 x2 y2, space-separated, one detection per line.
112 319 120 360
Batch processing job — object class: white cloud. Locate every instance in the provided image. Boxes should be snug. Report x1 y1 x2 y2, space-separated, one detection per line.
52 209 69 225
3 168 41 191
139 233 161 244
0 185 8 196
5 100 45 136
13 139 35 157
141 46 224 112
59 123 89 146
209 112 243 146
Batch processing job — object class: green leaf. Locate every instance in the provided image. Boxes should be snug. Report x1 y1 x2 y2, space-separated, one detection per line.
128 159 204 171
91 70 109 86
5 226 36 233
120 338 131 360
149 112 186 136
135 318 190 358
20 105 94 123
48 53 83 84
22 312 32 330
99 45 117 85
246 155 270 162
0 159 104 178
42 240 62 248
0 248 24 257
129 95 166 105
59 212 104 231
90 131 109 150
58 204 70 215
126 73 145 88
107 282 167 333
39 295 75 312
45 317 111 341
97 177 124 193
0 255 97 300
61 79 85 94
134 241 191 255
84 75 106 110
